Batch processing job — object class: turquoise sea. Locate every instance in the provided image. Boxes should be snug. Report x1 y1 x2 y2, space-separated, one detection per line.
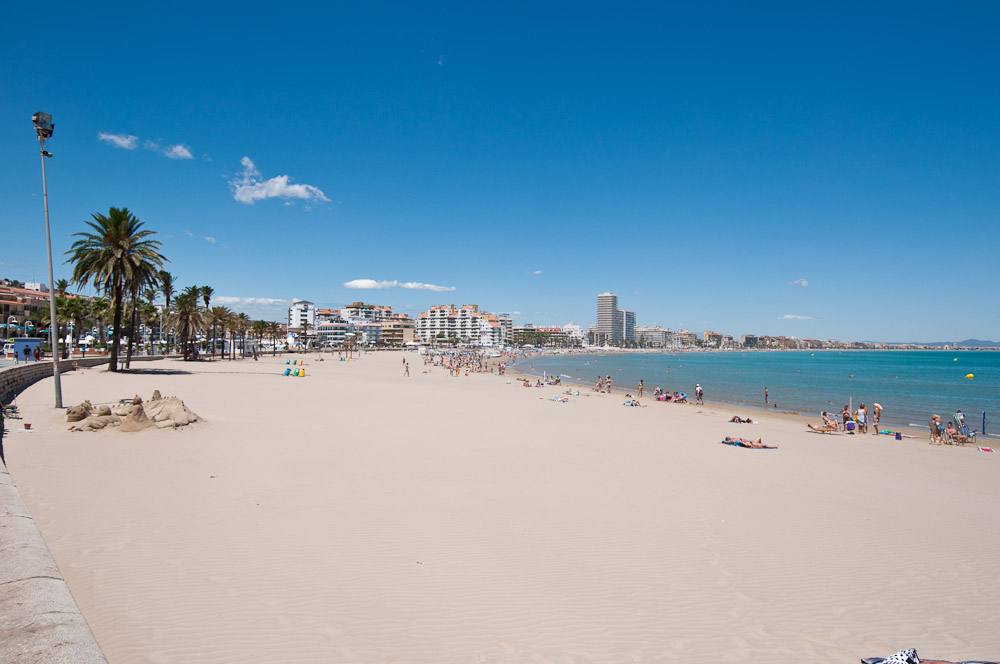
514 350 1000 436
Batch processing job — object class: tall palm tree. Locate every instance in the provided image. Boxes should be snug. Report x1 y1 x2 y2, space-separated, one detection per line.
159 270 175 310
237 313 251 357
170 289 204 360
88 297 110 350
55 278 69 295
251 320 267 358
208 306 232 360
62 297 87 352
66 208 165 372
200 286 213 310
268 321 281 356
125 265 159 368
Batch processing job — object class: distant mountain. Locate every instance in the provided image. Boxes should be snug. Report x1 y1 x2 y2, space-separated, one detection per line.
887 339 1000 348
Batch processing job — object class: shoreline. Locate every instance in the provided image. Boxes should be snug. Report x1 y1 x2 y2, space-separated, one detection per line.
509 361 934 442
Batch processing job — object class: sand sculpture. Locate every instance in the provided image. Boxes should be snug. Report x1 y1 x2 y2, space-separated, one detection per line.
67 391 201 432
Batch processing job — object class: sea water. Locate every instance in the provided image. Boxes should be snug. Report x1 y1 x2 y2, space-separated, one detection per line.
514 350 999 435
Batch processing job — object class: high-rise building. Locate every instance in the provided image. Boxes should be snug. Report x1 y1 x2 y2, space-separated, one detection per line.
622 310 636 342
595 292 622 344
595 292 636 345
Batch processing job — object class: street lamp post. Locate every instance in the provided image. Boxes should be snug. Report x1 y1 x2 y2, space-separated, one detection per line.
32 111 62 408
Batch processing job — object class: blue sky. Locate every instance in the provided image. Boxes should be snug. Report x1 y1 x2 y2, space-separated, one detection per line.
2 2 999 341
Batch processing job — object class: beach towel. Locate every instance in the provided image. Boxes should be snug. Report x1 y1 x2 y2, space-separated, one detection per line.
861 649 998 664
861 649 920 664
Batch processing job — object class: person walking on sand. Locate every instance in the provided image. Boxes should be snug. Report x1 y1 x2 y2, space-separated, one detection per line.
404 360 410 377
637 379 644 398
695 383 704 405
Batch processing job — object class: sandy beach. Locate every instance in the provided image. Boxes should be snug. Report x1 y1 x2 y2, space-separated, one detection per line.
5 353 999 663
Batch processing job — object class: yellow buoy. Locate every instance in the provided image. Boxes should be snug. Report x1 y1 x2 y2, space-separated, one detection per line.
966 373 974 379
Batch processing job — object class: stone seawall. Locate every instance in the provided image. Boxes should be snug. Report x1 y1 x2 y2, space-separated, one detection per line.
0 457 108 663
0 355 173 405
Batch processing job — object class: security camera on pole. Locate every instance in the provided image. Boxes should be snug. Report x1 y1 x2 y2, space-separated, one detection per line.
32 111 63 408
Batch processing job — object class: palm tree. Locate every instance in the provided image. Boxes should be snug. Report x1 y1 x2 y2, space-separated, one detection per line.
62 297 87 353
55 278 69 295
208 306 232 360
268 321 281 356
252 320 267 358
237 313 251 357
124 264 159 368
139 301 158 355
200 286 213 310
65 208 166 372
170 289 204 360
88 297 110 350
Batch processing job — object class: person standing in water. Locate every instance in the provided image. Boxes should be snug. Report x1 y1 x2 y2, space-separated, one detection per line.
764 386 769 405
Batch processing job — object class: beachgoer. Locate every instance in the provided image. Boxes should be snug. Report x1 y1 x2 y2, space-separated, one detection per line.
872 402 882 434
694 383 704 405
764 386 768 405
722 436 776 449
841 405 851 429
637 379 644 398
857 403 868 434
929 414 944 444
945 422 970 444
606 375 613 394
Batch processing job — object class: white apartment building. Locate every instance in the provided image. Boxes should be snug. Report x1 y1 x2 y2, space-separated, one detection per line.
415 304 510 347
287 299 316 330
339 302 394 322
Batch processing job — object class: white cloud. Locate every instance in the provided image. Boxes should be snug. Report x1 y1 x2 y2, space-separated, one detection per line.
781 314 815 320
165 144 193 160
203 236 217 244
230 156 330 205
790 278 809 288
215 296 288 306
532 269 543 275
98 132 139 150
343 279 456 292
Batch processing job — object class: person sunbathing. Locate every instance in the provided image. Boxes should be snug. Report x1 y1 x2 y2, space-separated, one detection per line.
729 416 752 423
722 436 777 449
806 422 837 433
945 422 969 444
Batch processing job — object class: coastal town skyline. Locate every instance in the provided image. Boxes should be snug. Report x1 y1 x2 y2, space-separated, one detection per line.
3 5 1000 342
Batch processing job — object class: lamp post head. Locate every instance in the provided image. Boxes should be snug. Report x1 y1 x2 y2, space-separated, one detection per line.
32 111 54 140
